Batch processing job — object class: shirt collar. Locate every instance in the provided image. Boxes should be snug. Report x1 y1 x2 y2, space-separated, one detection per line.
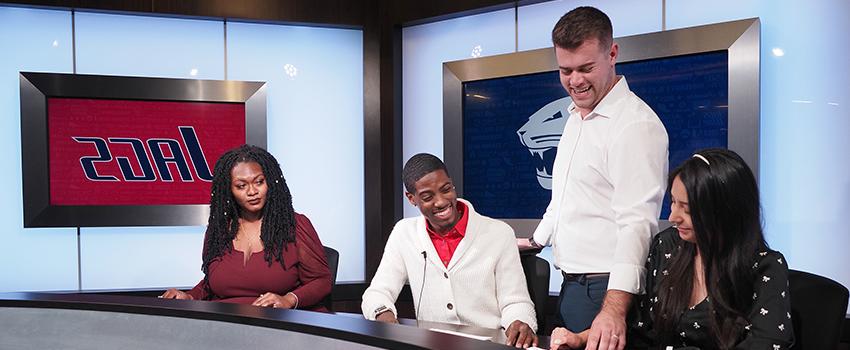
426 200 469 238
567 75 629 120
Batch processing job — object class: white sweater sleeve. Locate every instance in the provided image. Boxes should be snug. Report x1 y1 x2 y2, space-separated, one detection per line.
361 224 408 320
494 224 538 332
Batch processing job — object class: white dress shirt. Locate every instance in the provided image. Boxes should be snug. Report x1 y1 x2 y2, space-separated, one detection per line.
532 77 668 294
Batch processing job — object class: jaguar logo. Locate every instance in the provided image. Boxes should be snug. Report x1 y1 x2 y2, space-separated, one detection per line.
516 97 571 190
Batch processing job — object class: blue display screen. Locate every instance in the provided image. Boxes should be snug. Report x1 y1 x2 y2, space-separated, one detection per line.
462 50 728 219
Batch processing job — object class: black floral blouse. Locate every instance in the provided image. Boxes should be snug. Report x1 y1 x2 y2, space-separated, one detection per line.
627 227 795 350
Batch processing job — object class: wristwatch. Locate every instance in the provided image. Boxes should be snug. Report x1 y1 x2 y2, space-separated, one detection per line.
373 305 389 318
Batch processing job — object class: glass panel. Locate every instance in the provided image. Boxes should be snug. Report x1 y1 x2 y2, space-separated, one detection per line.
0 6 77 292
517 0 662 51
75 12 224 79
227 22 365 282
402 8 516 217
74 11 224 289
667 0 850 311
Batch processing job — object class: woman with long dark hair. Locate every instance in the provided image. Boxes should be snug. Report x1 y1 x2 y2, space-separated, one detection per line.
550 149 794 349
160 145 331 311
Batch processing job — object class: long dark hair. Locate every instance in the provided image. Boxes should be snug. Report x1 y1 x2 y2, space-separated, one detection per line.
654 148 767 348
200 145 296 299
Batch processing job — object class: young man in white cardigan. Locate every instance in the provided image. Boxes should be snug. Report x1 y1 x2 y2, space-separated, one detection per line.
362 153 538 348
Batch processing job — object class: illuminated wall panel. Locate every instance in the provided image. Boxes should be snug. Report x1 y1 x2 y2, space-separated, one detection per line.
0 6 77 292
227 22 365 282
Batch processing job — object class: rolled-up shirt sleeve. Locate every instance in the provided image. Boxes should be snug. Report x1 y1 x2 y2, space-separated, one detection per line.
607 120 668 294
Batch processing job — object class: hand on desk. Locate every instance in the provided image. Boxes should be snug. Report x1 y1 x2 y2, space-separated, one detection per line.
159 288 193 300
549 327 585 349
584 290 629 350
252 292 296 308
505 320 538 348
375 310 399 324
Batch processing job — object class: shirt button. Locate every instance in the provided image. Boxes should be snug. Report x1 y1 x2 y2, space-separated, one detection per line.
447 303 453 310
443 272 448 278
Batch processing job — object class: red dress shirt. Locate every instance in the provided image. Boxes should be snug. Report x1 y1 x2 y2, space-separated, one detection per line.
426 200 469 267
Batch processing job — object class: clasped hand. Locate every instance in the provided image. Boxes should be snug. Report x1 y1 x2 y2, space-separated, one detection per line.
252 292 296 308
159 288 193 300
159 289 296 309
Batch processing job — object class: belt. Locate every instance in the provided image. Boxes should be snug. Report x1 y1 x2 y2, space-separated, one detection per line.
562 272 610 282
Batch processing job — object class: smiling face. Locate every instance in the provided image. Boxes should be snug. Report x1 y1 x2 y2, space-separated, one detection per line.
230 161 267 219
669 176 696 243
555 38 618 118
405 169 459 234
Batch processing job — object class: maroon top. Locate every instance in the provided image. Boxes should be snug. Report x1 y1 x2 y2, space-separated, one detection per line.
187 213 332 311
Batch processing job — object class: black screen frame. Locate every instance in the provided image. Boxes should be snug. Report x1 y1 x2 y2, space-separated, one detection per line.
443 18 760 235
20 72 267 227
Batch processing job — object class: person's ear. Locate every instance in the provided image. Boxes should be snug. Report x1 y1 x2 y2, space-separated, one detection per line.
405 192 417 207
608 42 619 64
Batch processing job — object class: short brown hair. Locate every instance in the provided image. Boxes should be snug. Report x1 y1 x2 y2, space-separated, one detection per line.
551 6 613 50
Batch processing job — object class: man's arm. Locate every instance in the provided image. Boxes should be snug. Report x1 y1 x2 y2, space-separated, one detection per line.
361 225 409 321
606 119 668 294
585 290 632 350
531 193 559 247
588 118 668 350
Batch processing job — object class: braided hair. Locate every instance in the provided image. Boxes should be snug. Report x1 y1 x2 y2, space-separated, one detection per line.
200 144 296 299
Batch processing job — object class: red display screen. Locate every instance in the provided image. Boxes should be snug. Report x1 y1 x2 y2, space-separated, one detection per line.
48 98 246 205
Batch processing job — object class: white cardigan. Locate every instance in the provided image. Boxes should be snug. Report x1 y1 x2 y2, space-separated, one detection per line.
362 199 537 331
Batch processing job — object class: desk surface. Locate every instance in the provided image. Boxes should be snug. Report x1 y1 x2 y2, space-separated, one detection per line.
0 292 537 350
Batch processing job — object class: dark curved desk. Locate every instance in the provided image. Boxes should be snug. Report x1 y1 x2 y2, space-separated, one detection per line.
0 292 527 349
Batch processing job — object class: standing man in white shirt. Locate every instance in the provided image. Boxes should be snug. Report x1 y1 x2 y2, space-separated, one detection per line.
518 6 668 350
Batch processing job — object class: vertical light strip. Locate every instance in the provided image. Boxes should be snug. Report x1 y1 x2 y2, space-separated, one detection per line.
514 2 519 52
661 0 667 30
73 10 80 291
223 19 228 80
77 227 81 291
72 9 76 73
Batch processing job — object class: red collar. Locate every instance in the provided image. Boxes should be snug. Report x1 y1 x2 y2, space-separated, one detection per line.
426 200 469 238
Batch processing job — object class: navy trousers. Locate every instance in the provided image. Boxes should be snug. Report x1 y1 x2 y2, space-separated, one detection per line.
555 274 610 332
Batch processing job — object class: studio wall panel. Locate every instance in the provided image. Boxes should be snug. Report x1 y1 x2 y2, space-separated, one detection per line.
226 22 365 282
74 12 225 79
0 6 78 292
667 0 850 311
73 12 225 290
401 8 516 218
517 0 662 51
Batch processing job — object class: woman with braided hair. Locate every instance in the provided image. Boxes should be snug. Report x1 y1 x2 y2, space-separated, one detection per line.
161 145 331 311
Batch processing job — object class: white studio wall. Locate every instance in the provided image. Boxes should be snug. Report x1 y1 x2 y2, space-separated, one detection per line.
227 22 365 283
0 6 365 292
0 6 77 292
516 0 662 51
74 12 223 290
666 0 850 305
401 8 515 218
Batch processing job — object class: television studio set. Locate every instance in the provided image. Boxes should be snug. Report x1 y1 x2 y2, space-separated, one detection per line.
0 1 848 349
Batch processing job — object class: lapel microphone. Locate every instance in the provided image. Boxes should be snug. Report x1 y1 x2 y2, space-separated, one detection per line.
416 251 427 319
